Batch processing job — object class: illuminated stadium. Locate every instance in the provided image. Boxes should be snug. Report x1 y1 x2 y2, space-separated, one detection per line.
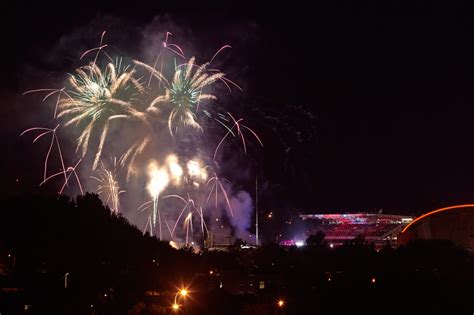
291 213 414 248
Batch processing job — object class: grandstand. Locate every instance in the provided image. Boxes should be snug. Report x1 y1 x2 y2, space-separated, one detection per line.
296 213 414 248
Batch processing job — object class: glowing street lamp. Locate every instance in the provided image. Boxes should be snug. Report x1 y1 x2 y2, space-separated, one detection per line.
277 299 285 308
173 288 189 312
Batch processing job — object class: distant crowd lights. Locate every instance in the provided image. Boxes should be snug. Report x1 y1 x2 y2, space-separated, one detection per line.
294 241 304 247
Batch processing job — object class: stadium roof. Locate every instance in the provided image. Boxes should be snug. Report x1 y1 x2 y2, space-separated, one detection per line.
300 213 414 222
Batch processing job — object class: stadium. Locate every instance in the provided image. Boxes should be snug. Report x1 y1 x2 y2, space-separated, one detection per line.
281 213 414 248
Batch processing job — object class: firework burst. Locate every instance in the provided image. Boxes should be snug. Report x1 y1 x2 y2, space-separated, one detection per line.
134 56 225 137
57 60 144 170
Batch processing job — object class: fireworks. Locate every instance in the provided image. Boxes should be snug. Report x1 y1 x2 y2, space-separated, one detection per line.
166 154 184 185
147 161 170 239
20 124 66 183
91 159 125 213
206 173 234 217
41 159 84 195
213 112 263 161
186 160 208 186
57 60 144 170
134 56 224 137
23 88 76 119
23 30 263 244
79 31 112 64
163 194 208 244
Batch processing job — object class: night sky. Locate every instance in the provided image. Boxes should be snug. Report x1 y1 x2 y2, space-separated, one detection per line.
3 1 474 215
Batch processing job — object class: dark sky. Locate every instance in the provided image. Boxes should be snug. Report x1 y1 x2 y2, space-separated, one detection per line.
3 1 474 215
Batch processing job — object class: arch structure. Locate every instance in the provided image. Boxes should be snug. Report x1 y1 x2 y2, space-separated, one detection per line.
398 204 474 251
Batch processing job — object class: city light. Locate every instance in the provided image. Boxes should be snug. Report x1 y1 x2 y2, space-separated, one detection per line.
277 299 285 308
172 287 189 311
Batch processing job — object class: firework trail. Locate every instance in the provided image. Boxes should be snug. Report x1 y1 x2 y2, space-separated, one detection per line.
20 125 67 184
184 212 193 246
206 173 234 217
207 44 243 94
163 194 194 239
138 200 174 238
210 45 232 64
163 194 208 244
40 159 84 195
147 161 170 239
213 112 263 161
23 88 77 119
147 31 185 89
91 157 125 213
137 201 153 235
80 31 113 64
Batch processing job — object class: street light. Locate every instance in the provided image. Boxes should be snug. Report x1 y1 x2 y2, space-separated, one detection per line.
173 288 189 312
277 299 285 308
